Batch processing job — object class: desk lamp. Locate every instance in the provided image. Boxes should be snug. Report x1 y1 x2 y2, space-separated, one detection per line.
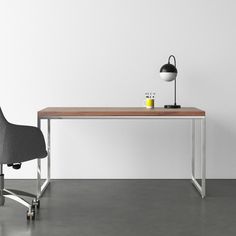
160 55 181 108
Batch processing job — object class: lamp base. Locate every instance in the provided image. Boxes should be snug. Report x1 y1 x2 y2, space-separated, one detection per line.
164 104 181 109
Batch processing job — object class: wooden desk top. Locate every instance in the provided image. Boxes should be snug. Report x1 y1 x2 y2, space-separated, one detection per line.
38 107 205 118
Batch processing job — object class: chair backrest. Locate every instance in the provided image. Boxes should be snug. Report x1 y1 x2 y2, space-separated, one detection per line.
0 108 8 160
0 107 47 165
0 107 8 124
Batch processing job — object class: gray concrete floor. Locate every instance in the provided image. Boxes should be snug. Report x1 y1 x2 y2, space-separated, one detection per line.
1 180 236 236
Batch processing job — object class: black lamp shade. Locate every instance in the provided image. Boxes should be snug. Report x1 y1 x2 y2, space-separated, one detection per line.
160 63 178 82
160 63 177 73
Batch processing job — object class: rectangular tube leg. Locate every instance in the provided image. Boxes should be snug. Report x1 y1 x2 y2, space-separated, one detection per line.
191 119 196 179
201 118 206 198
37 118 51 199
37 117 41 199
191 117 206 198
47 119 51 181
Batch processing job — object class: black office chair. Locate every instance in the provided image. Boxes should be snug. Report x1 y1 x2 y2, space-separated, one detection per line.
0 107 47 220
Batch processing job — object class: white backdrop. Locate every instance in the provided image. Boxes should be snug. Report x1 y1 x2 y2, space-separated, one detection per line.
0 0 236 178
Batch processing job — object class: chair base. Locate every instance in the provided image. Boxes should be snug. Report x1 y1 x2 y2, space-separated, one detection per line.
0 173 40 220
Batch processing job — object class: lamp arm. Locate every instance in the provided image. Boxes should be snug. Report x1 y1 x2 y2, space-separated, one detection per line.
168 55 176 67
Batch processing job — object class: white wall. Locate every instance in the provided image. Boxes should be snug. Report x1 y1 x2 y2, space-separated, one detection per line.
0 0 236 179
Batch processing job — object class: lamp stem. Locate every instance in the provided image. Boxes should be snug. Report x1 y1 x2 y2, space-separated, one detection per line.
174 79 177 106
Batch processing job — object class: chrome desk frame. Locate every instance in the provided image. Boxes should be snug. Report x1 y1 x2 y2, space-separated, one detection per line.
37 115 206 199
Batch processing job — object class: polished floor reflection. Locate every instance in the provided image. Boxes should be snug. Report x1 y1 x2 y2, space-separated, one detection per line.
1 180 236 236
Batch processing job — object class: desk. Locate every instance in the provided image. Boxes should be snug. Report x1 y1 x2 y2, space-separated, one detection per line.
37 107 206 198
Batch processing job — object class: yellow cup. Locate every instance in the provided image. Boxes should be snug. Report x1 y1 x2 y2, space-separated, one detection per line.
145 98 154 109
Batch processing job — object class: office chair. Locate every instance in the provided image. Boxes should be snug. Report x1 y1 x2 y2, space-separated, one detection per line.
0 108 47 220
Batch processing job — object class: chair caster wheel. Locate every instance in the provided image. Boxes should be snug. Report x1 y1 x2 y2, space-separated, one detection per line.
0 196 5 206
32 199 40 209
26 210 35 220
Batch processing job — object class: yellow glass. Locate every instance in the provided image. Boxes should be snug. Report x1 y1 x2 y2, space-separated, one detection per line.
145 99 154 108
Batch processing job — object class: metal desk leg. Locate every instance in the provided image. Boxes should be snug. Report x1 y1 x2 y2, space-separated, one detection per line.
37 117 41 199
37 118 51 199
47 119 51 182
191 117 206 198
191 119 196 180
201 117 206 198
